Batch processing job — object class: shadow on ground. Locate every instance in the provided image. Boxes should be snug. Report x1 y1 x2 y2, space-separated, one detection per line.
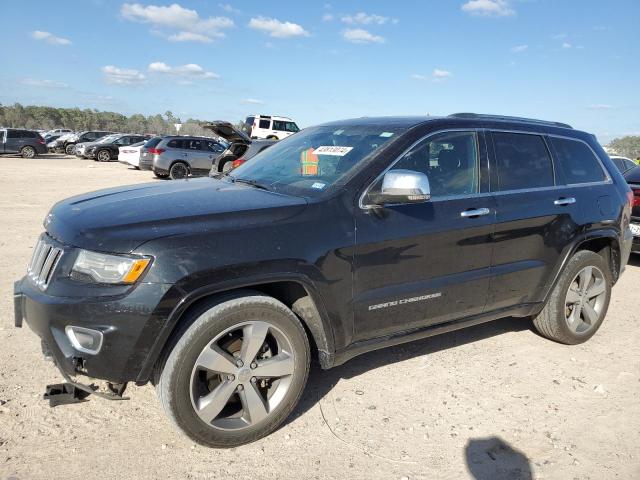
286 316 532 427
465 436 533 480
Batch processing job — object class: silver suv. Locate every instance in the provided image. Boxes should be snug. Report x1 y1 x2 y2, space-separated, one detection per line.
140 136 227 179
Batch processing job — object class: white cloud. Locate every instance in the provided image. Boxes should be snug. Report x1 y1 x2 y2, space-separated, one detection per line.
322 13 334 22
22 78 68 88
341 12 397 25
101 65 146 85
31 30 72 46
218 3 241 14
433 69 453 81
167 32 212 43
588 104 614 110
241 98 265 105
411 74 428 80
148 62 219 79
121 3 233 42
343 28 385 44
461 0 515 17
248 17 309 38
552 33 568 39
511 44 528 53
562 42 572 49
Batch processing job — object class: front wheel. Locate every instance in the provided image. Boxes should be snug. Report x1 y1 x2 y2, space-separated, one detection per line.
97 150 111 162
21 146 36 158
65 144 75 155
156 294 310 448
533 250 611 344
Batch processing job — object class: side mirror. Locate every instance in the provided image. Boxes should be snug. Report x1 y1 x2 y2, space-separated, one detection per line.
368 169 431 206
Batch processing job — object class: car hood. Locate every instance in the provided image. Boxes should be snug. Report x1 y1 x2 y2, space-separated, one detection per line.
44 177 308 252
203 121 252 145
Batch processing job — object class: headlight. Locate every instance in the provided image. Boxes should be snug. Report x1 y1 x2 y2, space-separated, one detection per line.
72 250 151 284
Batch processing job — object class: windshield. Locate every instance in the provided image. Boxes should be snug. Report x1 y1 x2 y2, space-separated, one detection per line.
228 124 405 197
98 134 119 144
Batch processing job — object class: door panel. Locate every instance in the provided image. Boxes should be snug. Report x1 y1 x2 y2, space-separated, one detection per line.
352 129 494 342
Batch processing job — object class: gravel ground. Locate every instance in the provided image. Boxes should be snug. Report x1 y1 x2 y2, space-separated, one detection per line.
0 155 639 480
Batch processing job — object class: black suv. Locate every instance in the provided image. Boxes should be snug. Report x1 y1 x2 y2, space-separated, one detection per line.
86 134 148 162
60 130 113 155
14 114 633 448
0 128 48 158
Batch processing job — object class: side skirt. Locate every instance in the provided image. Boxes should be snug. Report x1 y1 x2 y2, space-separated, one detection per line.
321 303 540 369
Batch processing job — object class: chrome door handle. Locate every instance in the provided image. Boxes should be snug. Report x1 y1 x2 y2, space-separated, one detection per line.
554 197 576 206
460 208 491 218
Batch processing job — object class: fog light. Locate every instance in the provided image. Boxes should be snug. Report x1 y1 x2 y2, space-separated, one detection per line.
65 326 103 355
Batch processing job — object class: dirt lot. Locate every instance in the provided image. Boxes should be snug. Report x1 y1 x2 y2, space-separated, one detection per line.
0 155 638 480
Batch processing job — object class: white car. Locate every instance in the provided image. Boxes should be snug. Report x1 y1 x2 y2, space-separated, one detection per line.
609 155 637 174
244 115 299 140
118 140 147 168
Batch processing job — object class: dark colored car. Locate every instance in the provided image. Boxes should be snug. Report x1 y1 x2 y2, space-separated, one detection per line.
0 128 47 158
204 121 277 173
60 131 113 155
610 155 637 174
623 166 640 252
14 114 633 448
86 134 148 162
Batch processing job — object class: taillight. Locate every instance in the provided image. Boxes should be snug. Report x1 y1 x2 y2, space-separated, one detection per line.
632 188 640 208
38 137 45 144
148 148 165 155
231 158 246 169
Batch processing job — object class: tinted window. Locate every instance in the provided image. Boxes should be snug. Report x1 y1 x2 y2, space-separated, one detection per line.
6 130 20 139
206 141 224 153
550 137 606 184
611 158 625 173
144 137 162 148
245 116 255 126
389 131 479 198
259 119 270 129
24 130 37 138
493 132 554 190
273 120 299 132
185 139 202 150
167 139 185 149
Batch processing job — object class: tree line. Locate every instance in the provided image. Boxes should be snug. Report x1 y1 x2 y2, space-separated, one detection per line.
608 136 640 161
0 102 219 137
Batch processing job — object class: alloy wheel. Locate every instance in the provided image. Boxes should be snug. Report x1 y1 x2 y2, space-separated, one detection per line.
171 163 188 179
22 146 35 158
98 150 110 162
189 321 295 431
564 266 607 334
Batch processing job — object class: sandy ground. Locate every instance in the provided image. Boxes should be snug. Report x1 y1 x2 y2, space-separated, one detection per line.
0 155 638 480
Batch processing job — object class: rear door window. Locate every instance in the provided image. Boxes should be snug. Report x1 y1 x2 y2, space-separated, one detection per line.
6 130 19 139
167 139 185 149
259 119 270 129
492 132 554 191
185 139 202 150
550 137 606 184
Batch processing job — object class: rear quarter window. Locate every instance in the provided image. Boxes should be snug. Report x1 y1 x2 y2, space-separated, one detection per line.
550 137 606 184
144 137 162 148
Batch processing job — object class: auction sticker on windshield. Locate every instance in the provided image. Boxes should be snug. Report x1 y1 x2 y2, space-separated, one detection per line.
312 146 353 156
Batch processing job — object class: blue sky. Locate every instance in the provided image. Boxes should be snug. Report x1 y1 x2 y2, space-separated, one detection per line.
1 0 638 143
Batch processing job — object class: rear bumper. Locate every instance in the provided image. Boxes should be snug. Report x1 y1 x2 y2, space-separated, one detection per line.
14 277 174 383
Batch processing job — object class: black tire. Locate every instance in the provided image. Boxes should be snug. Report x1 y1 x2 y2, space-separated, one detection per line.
65 144 75 155
533 250 612 344
156 294 310 448
96 149 111 162
169 161 189 180
21 146 36 158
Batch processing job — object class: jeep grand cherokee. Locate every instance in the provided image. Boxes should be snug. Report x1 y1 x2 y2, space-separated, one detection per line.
14 114 633 447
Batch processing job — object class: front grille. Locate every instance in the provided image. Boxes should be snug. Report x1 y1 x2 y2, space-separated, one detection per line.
27 239 63 290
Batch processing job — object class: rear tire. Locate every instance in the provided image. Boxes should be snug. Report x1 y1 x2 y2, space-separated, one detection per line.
156 294 310 448
65 144 75 155
169 161 189 180
21 146 36 158
533 250 611 344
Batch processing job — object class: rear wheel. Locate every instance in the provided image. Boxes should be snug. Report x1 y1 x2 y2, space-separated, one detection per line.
533 250 611 344
156 294 310 447
97 150 111 162
21 146 36 158
169 162 189 180
65 144 76 155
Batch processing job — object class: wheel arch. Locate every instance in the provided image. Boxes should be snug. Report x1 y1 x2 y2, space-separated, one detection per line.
541 229 622 307
139 277 334 384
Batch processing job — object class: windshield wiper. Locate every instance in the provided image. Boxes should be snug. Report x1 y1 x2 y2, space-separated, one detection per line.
232 177 271 191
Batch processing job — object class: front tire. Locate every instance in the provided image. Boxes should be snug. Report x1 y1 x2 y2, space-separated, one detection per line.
65 144 76 155
156 294 310 448
21 146 36 158
533 250 611 344
97 150 111 162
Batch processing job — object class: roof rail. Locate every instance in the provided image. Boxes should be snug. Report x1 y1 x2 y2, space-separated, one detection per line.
448 113 572 129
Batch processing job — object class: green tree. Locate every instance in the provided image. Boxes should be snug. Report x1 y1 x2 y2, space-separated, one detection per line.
608 136 640 160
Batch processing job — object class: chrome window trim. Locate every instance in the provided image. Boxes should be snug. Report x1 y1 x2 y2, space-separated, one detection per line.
359 128 482 210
